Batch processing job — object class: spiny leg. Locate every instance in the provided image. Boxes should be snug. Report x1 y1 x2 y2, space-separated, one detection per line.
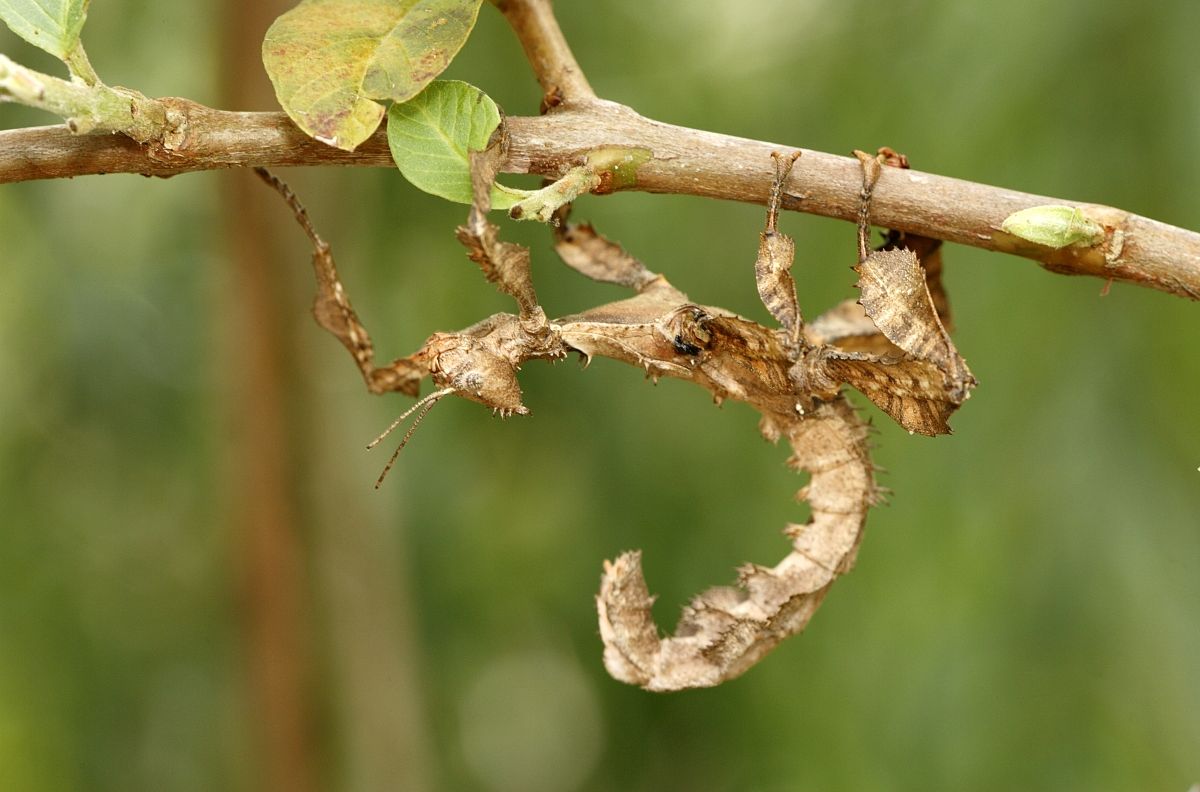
253 168 426 397
881 230 953 330
253 168 464 484
551 202 662 293
805 151 976 435
808 149 952 348
457 148 547 331
855 150 882 264
548 201 698 379
870 147 955 329
755 151 804 354
804 150 888 349
850 150 971 386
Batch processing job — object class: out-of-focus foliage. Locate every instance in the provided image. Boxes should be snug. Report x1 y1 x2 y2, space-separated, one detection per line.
1 1 1198 790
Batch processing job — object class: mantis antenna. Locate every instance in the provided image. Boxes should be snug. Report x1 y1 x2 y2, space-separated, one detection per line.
367 387 455 488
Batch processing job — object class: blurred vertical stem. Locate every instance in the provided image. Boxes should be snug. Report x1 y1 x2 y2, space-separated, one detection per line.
307 406 437 791
219 1 320 790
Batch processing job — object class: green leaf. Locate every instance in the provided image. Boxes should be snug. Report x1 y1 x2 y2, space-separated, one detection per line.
0 0 89 61
387 80 526 208
1000 205 1105 249
263 0 484 152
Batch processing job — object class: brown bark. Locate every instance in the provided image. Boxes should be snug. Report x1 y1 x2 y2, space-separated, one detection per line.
2 105 1196 301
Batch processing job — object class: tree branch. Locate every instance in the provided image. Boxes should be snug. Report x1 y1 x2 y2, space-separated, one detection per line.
1 53 164 139
491 0 595 107
3 104 1197 301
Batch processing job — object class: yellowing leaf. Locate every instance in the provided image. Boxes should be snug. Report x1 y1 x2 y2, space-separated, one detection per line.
0 0 89 61
263 0 483 152
387 80 525 208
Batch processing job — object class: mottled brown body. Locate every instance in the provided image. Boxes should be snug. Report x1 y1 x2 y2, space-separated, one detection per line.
257 146 976 691
553 219 879 689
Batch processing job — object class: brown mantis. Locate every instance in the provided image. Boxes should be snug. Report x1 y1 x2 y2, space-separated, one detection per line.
254 141 975 691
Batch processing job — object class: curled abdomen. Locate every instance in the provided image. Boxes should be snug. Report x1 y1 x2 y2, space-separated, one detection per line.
597 396 877 691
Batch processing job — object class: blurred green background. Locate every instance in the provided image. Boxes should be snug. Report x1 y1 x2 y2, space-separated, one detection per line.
2 1 1198 790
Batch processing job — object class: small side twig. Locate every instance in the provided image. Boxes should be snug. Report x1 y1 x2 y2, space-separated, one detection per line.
491 0 596 107
0 53 164 139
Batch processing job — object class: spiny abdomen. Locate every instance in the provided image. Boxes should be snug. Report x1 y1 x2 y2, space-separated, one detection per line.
597 395 877 691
